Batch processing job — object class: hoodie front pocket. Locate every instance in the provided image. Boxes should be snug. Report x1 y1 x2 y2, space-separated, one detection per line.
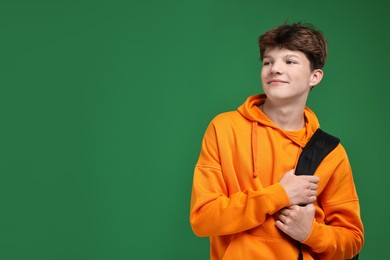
222 232 299 260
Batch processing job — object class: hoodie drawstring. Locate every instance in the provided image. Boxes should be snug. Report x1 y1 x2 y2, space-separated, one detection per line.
252 121 258 178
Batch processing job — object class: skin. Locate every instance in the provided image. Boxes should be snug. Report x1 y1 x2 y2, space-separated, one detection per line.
260 47 323 130
278 171 318 242
260 47 324 241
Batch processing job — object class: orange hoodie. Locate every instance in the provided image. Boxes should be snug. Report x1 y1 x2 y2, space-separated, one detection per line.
190 94 364 260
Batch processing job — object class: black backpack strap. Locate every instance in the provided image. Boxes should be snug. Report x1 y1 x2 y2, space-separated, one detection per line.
295 128 340 176
294 129 359 260
295 128 340 260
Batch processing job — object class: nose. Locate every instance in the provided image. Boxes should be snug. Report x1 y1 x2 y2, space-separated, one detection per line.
270 61 283 75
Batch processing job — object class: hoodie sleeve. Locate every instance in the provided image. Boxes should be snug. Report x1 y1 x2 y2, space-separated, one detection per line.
301 148 364 259
190 119 290 237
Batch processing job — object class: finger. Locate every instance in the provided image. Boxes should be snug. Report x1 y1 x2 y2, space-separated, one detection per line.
309 183 318 190
305 175 320 183
278 214 287 223
309 189 317 197
305 190 316 198
279 208 292 215
275 220 287 233
312 176 320 183
289 204 300 210
307 195 317 203
305 203 316 211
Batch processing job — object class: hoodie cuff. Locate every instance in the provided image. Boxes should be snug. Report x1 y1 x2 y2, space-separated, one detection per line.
264 183 291 213
301 221 328 252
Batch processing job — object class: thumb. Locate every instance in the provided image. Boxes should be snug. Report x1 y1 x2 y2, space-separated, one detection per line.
304 203 316 213
280 169 295 182
306 203 315 209
285 169 295 176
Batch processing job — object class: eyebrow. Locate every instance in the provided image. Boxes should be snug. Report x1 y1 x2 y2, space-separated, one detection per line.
263 54 301 59
285 54 300 59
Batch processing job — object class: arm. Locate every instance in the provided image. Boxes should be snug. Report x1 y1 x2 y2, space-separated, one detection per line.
190 121 290 237
303 200 363 259
190 120 320 237
190 165 290 237
278 148 364 259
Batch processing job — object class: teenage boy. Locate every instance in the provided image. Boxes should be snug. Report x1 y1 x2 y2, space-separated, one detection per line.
190 22 364 259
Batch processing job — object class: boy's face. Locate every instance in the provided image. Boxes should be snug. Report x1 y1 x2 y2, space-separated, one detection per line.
261 47 323 104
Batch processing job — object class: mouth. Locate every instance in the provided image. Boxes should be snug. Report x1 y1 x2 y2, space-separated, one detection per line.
267 79 288 85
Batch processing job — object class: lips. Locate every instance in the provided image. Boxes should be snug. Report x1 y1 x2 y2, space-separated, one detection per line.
267 79 288 84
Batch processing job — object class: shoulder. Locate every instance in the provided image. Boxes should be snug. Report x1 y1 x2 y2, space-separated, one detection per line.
332 143 348 159
203 111 250 140
318 129 347 156
319 129 348 158
311 129 349 165
210 111 248 127
319 141 350 173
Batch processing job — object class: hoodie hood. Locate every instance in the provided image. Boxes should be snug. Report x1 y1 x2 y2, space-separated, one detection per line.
237 94 320 178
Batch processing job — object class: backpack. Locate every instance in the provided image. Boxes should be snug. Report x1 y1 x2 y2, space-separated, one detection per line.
295 128 359 260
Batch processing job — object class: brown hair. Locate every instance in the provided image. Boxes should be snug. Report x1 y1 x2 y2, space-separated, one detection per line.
258 22 328 70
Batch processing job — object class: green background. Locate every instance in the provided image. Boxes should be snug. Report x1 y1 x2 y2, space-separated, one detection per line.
0 1 388 259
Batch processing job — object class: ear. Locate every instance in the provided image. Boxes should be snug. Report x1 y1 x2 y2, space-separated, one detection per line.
309 69 324 89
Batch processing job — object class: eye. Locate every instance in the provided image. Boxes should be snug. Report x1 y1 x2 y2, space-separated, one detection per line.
263 61 271 66
286 60 297 65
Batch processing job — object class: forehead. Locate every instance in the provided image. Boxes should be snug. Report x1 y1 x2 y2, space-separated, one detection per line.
263 47 307 60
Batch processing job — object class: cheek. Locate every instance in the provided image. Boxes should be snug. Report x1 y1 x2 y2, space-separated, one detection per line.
260 69 267 81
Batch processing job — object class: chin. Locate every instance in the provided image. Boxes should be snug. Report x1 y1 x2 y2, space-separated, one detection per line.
263 89 291 99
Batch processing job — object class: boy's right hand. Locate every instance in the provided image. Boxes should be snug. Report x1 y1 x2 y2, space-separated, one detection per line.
280 169 319 205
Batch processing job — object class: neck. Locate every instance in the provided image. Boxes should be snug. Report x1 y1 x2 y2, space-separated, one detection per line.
261 100 306 130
